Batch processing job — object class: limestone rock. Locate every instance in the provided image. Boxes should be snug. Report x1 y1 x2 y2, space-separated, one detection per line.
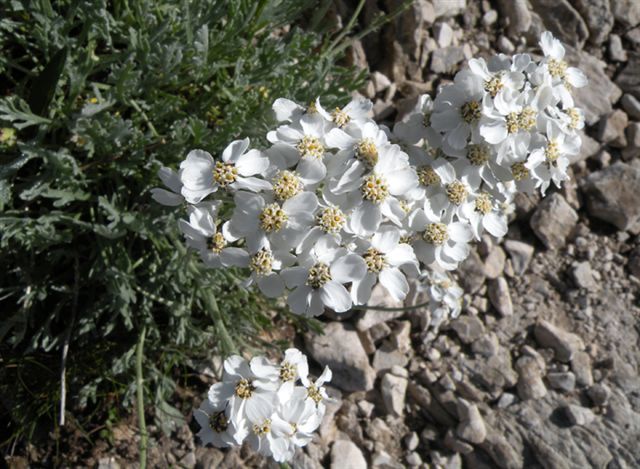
546 371 576 392
529 0 588 48
495 0 531 37
621 93 640 120
381 372 408 417
610 0 640 28
488 277 513 317
503 240 535 276
330 440 367 469
456 399 487 444
449 315 485 344
534 320 585 362
515 356 547 400
305 322 376 392
430 46 466 74
616 53 640 99
564 404 596 426
530 193 578 250
572 0 613 45
483 246 506 279
582 162 640 231
597 110 628 148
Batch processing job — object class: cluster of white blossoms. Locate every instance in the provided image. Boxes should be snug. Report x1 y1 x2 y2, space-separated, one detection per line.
194 349 331 462
153 31 585 319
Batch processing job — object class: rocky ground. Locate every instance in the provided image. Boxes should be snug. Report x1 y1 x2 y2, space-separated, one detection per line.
13 1 640 468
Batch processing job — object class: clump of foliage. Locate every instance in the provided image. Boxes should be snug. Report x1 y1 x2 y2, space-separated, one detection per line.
0 0 367 450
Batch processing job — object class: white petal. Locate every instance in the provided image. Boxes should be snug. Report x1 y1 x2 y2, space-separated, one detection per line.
222 138 250 163
219 248 250 267
297 158 326 184
151 188 183 206
257 274 285 298
325 128 356 150
387 243 418 267
273 98 303 122
379 267 409 302
236 149 269 176
448 221 474 242
320 281 352 312
443 241 469 261
331 253 366 283
483 212 508 237
288 285 311 314
350 201 381 235
351 272 377 305
283 191 318 216
480 121 507 144
234 176 272 192
157 166 182 192
566 67 587 88
372 225 400 253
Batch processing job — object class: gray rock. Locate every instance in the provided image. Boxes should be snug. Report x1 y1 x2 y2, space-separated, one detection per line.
434 22 454 48
582 162 640 231
496 392 516 408
534 320 585 362
497 36 516 54
305 322 376 392
371 71 391 93
405 452 422 466
330 440 367 469
515 356 547 400
564 404 596 426
611 0 640 27
456 399 487 444
495 0 531 37
483 246 506 279
404 432 419 451
621 93 640 120
597 110 628 148
571 130 600 164
608 34 628 62
530 193 578 250
180 452 196 468
503 240 535 276
529 0 588 48
547 371 576 392
381 373 408 417
572 261 596 289
444 429 475 454
616 53 640 99
430 46 466 74
482 9 498 26
571 351 594 387
98 458 120 469
471 333 499 357
569 49 622 125
449 315 485 344
629 247 640 277
488 277 513 317
457 249 486 293
626 122 640 149
373 345 409 372
587 383 610 406
432 0 466 18
572 0 613 45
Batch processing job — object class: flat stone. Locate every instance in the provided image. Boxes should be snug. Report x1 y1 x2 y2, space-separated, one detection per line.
534 320 585 362
503 240 535 276
483 246 506 279
621 93 640 120
495 0 531 37
432 0 466 18
373 345 409 372
571 261 597 289
356 283 404 331
530 193 578 250
587 383 610 406
563 404 596 426
529 0 588 48
568 48 622 125
616 52 640 99
456 399 487 444
547 371 576 392
371 71 392 93
572 0 613 45
449 315 485 344
330 440 367 469
597 110 628 148
406 452 422 466
626 122 640 149
497 392 516 408
515 356 547 400
381 373 408 417
471 333 499 357
430 46 466 74
571 130 600 164
488 277 513 317
571 351 594 387
305 322 376 392
629 247 640 277
609 34 628 62
434 22 454 48
497 35 516 54
582 162 640 231
457 249 486 293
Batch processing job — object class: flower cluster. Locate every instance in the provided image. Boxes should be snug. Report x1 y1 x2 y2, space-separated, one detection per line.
154 31 585 319
194 349 331 462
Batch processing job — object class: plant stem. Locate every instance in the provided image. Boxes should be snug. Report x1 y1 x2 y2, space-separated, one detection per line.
136 325 148 469
352 300 431 312
59 256 80 427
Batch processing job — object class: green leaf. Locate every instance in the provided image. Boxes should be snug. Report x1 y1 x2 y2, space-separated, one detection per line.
28 47 68 117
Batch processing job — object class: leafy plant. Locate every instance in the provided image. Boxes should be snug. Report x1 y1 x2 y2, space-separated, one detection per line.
0 0 368 453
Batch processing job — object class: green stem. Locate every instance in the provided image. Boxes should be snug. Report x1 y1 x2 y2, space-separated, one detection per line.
353 300 431 312
203 290 236 353
136 325 148 469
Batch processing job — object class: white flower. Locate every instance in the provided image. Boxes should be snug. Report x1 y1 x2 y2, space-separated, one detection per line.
180 139 271 203
300 365 333 412
351 226 418 305
409 209 473 271
459 192 509 239
392 94 441 146
240 246 294 298
282 237 366 316
194 399 241 447
316 97 373 128
468 57 525 98
151 166 184 206
539 31 588 89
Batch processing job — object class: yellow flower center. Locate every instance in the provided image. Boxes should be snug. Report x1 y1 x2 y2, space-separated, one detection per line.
272 170 302 201
279 361 297 382
460 100 481 124
547 58 568 80
332 107 350 127
417 165 441 186
250 248 274 276
252 419 271 436
306 262 331 289
566 108 581 129
363 247 387 273
317 206 346 233
423 223 449 245
234 379 255 399
467 144 490 166
423 111 432 128
259 203 288 232
506 112 519 134
207 232 227 254
484 74 504 97
307 384 323 403
518 107 537 131
511 162 529 181
545 139 560 164
307 101 318 114
297 135 325 159
213 162 238 187
355 138 378 168
446 181 468 205
474 192 492 214
361 174 389 204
